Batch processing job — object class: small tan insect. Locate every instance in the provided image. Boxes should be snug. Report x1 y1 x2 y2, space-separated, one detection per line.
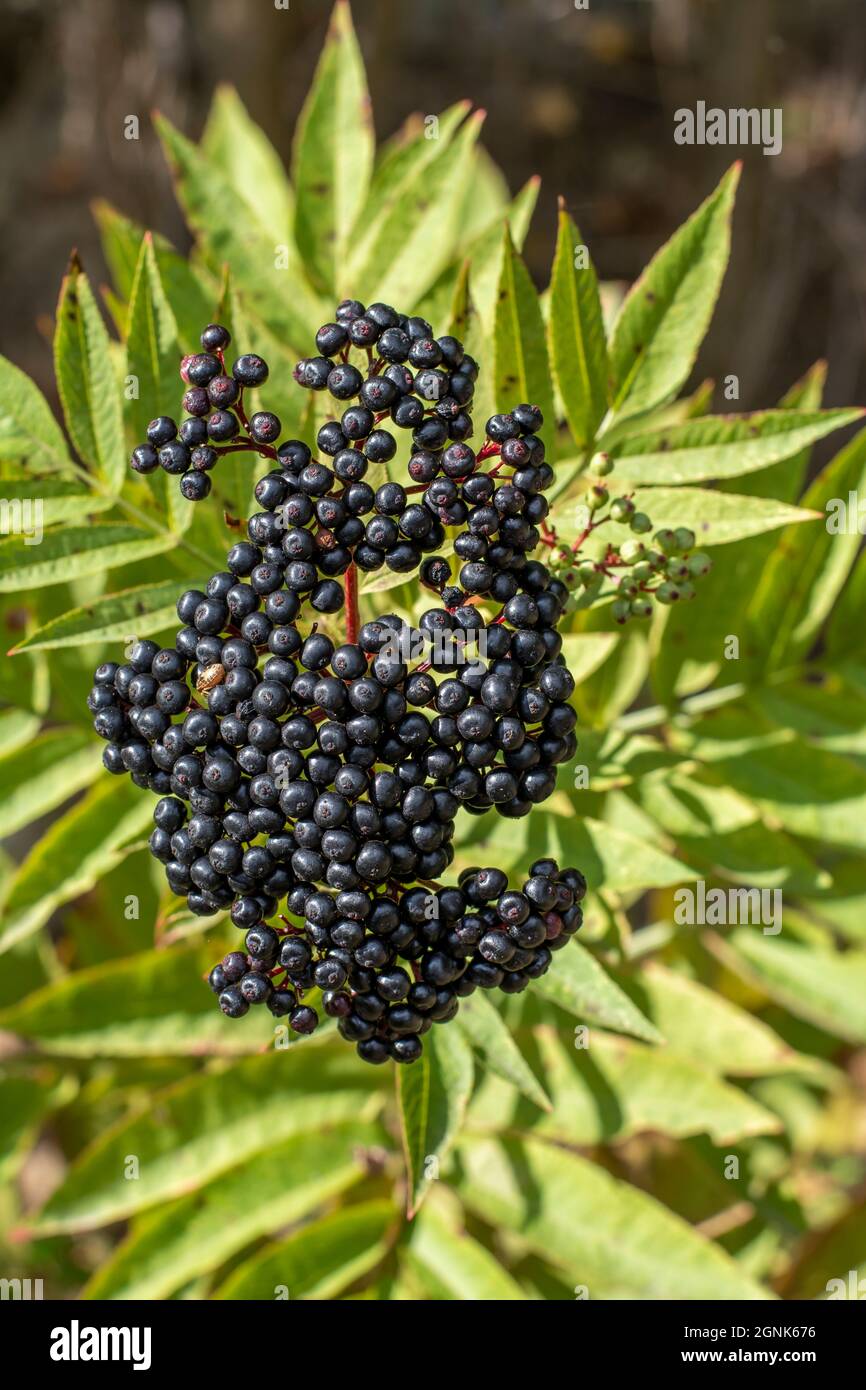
196 663 225 693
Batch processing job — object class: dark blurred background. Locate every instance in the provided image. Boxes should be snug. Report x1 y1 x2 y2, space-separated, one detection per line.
2 0 864 411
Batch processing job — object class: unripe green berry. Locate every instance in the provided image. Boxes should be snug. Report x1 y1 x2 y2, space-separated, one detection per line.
655 581 681 604
610 496 635 523
631 561 653 583
586 484 608 514
688 551 712 577
577 561 601 587
678 580 697 601
654 528 678 555
619 539 646 565
674 527 696 552
665 558 690 582
630 596 653 619
612 598 631 624
630 511 653 534
618 578 638 600
589 452 614 477
647 549 667 572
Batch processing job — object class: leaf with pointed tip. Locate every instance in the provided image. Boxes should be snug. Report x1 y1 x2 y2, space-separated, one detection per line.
456 991 551 1111
215 1199 395 1301
292 0 374 294
406 1198 526 1300
0 523 176 592
548 204 609 450
10 579 181 653
609 164 740 422
493 227 554 430
532 940 663 1043
202 85 293 238
54 257 125 491
396 1022 473 1218
628 486 819 545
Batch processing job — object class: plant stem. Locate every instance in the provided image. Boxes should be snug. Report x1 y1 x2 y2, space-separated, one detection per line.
345 561 360 645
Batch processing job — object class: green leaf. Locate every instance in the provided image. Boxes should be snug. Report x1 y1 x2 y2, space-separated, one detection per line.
348 101 471 291
0 354 72 473
0 779 154 956
82 1121 384 1299
466 175 540 330
10 579 181 653
558 632 619 683
0 729 100 838
0 522 176 592
54 255 125 491
471 1024 780 1145
609 164 740 422
407 1197 526 1300
612 961 827 1078
609 409 863 484
0 479 111 528
0 708 40 757
456 991 551 1111
548 202 609 450
126 235 192 537
707 930 866 1046
746 425 866 671
629 485 819 545
215 1200 395 1300
457 1134 772 1298
532 940 663 1043
202 85 292 239
292 0 374 294
553 812 694 894
353 112 484 310
493 227 554 430
155 113 322 353
0 941 281 1057
0 1074 72 1182
35 1044 379 1234
397 1023 473 1218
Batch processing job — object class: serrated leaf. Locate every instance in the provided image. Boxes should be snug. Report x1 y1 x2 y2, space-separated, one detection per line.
457 1134 772 1298
456 991 551 1111
0 729 100 838
397 1023 473 1218
215 1200 395 1301
0 941 279 1057
0 779 154 956
493 227 554 429
609 409 863 484
612 961 826 1078
0 354 72 473
609 164 740 422
202 85 292 239
746 425 866 672
465 175 540 330
353 112 484 309
348 101 470 289
10 579 181 653
532 940 662 1043
156 113 322 353
407 1197 525 1300
707 930 866 1046
35 1044 379 1234
54 256 125 491
548 203 609 450
82 1121 384 1299
292 0 373 294
629 485 819 545
0 479 111 528
471 1023 780 1145
0 522 176 592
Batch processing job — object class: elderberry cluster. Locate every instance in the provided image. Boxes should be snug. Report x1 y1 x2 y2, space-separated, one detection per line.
207 859 585 1063
90 303 590 1063
129 323 274 503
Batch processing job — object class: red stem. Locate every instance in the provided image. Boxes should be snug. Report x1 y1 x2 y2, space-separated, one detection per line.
344 562 360 646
